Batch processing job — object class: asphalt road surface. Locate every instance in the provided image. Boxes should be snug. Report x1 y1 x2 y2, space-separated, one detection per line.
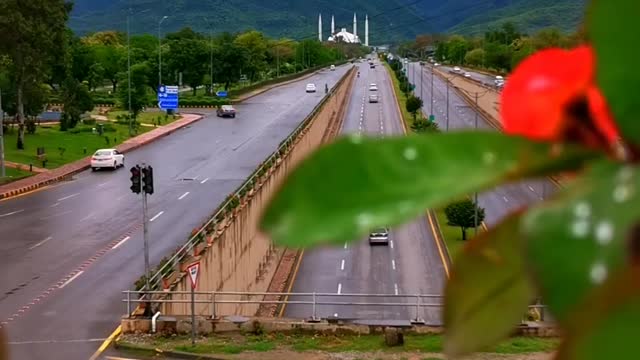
284 61 447 326
438 65 499 86
0 64 351 360
408 62 554 226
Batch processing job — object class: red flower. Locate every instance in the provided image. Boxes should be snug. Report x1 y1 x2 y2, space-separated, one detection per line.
501 45 619 150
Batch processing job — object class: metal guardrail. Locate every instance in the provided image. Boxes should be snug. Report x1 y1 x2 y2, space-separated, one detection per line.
123 290 549 325
143 67 356 292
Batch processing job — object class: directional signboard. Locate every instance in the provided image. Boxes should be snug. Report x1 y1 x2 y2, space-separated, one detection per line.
216 90 228 98
158 85 179 111
186 261 200 290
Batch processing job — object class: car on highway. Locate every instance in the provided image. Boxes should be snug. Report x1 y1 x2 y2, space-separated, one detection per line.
453 66 461 73
434 62 440 66
369 83 378 91
370 63 376 69
91 148 124 171
216 105 237 118
330 64 336 71
369 227 390 245
306 83 317 93
368 94 379 103
464 72 472 78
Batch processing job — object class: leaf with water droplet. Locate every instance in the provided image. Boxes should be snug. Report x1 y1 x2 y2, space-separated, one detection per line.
261 132 597 247
523 160 640 326
555 266 640 360
445 212 534 358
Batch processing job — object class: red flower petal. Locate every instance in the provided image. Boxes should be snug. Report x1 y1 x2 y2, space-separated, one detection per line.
501 46 594 141
586 85 619 144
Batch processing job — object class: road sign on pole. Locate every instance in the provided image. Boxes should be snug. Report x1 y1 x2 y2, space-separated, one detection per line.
186 261 200 346
216 90 228 98
157 85 179 111
186 261 200 289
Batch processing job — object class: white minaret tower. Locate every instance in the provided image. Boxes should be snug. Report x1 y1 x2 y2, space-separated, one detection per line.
318 14 322 41
365 14 369 46
331 15 335 35
353 13 357 39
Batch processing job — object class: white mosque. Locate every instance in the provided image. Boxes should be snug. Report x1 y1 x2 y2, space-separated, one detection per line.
318 13 369 46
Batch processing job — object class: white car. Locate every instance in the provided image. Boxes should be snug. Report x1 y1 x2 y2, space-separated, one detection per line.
434 62 440 66
464 72 472 78
369 227 390 245
306 83 317 93
91 149 124 171
369 83 378 91
369 94 379 103
330 65 336 71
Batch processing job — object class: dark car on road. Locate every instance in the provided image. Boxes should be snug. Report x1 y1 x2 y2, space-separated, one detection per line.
217 105 236 118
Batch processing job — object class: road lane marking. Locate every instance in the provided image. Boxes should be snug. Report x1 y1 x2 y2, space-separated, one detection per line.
80 212 95 222
149 211 164 222
340 259 345 270
528 185 535 192
59 271 83 289
390 240 394 249
97 182 109 188
29 236 52 250
344 242 348 249
40 210 72 220
58 192 80 201
178 191 190 200
394 283 399 295
9 338 107 345
503 196 509 202
89 326 122 360
426 211 450 278
111 236 131 250
200 177 210 184
50 202 60 208
337 283 342 294
0 209 24 218
392 259 396 270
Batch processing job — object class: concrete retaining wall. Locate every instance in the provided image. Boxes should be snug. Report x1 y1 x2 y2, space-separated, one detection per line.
159 67 356 317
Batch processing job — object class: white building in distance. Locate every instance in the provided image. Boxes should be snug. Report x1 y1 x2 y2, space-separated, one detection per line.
322 13 369 46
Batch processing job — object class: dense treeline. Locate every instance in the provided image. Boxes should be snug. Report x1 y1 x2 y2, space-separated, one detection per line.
398 22 586 73
0 1 363 148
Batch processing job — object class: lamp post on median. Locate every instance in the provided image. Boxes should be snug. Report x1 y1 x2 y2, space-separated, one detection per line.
158 15 168 87
0 87 4 178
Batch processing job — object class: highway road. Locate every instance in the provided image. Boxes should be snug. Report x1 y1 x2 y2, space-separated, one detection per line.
284 61 447 325
0 65 351 360
408 62 554 226
438 65 500 86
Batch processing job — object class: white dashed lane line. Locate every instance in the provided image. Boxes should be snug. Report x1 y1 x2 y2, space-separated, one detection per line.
391 260 396 270
340 259 345 271
58 193 80 201
149 211 164 222
59 271 84 289
394 283 399 295
337 283 342 294
111 236 131 250
390 240 394 249
0 209 25 218
200 178 209 184
178 192 190 200
29 236 52 250
503 196 509 203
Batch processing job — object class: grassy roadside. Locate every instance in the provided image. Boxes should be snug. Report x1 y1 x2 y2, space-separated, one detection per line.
383 62 414 130
2 122 154 169
119 333 559 356
105 110 179 126
0 167 34 185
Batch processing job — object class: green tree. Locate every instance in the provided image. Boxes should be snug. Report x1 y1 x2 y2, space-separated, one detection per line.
166 37 208 95
214 33 247 90
406 95 423 120
0 0 71 149
93 44 125 93
464 48 485 67
234 30 268 82
444 199 485 241
117 63 150 121
411 118 439 133
60 77 93 131
447 35 469 64
87 63 105 91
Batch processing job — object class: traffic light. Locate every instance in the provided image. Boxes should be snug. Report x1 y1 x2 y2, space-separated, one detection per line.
142 166 154 195
130 166 141 194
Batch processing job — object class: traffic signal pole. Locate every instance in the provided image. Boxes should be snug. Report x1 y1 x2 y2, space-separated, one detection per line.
130 163 154 314
142 182 150 293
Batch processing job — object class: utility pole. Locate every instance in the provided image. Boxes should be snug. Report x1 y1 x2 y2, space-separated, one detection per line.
158 16 168 87
209 22 213 96
127 9 133 136
430 64 434 116
445 79 450 131
0 87 4 178
276 43 280 78
474 92 479 237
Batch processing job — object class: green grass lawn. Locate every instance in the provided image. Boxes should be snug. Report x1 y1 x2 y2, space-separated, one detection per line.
106 110 179 126
435 207 467 262
2 122 152 169
0 167 34 185
124 333 559 355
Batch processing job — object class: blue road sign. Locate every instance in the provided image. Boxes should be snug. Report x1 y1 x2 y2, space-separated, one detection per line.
158 85 179 110
216 91 228 98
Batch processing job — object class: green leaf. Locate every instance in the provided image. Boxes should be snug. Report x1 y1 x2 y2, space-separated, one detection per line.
444 213 534 358
589 0 640 145
555 266 640 360
260 131 597 247
523 160 640 325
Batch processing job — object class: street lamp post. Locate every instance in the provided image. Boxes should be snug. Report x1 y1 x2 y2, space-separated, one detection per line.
0 87 4 178
127 10 133 135
474 92 479 237
158 16 168 87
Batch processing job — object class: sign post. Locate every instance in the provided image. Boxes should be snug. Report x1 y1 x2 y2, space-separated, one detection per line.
157 85 179 112
186 261 200 346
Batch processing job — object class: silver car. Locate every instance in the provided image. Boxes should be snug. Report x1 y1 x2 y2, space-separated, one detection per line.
369 227 390 245
368 94 379 103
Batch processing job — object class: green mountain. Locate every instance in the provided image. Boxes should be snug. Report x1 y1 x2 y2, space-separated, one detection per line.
69 0 586 41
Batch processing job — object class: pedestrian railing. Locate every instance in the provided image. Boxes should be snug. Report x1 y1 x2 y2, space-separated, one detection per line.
123 290 548 326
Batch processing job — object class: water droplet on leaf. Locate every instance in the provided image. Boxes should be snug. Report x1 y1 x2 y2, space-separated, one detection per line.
574 202 591 219
571 219 590 238
595 221 614 245
613 184 633 203
403 147 417 161
589 262 607 284
482 151 496 165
